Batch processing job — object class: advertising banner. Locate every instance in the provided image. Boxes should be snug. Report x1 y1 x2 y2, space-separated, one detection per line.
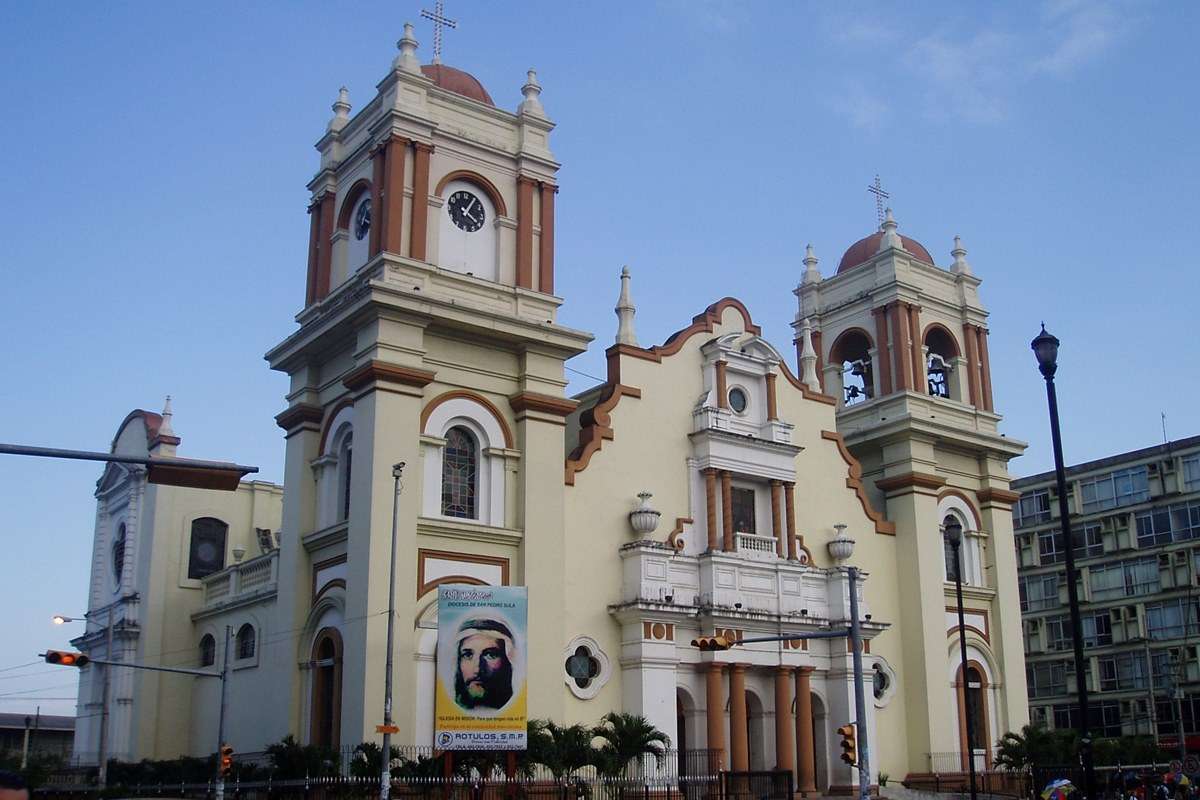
435 584 528 750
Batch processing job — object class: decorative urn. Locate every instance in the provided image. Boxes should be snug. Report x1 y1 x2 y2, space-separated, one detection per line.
628 491 662 536
827 523 855 562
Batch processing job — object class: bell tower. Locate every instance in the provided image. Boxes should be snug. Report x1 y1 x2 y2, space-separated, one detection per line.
268 22 591 746
793 210 1030 774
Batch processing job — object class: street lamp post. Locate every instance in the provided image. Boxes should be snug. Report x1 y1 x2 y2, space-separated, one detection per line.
944 518 978 800
1032 324 1096 800
380 462 405 800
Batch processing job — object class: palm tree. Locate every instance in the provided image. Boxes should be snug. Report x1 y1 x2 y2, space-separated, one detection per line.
527 719 597 779
592 712 670 779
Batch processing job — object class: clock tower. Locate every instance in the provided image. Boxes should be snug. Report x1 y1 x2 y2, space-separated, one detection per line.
267 23 591 746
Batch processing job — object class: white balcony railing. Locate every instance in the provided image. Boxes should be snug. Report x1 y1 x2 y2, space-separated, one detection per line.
201 551 278 607
735 532 778 560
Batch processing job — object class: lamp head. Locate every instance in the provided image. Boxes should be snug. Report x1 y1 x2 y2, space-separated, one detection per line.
1031 324 1060 378
52 615 69 625
943 517 963 547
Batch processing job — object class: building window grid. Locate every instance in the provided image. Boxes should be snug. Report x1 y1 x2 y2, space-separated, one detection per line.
1136 501 1200 548
1038 526 1103 565
1020 574 1062 613
1015 489 1053 529
1027 660 1069 699
1080 466 1151 513
1053 701 1122 737
1098 651 1149 691
1089 556 1160 601
1184 456 1200 491
1145 597 1200 640
1156 695 1200 736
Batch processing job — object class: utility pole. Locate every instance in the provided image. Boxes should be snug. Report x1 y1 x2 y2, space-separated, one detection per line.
215 625 231 800
847 567 870 800
21 716 31 769
380 463 405 800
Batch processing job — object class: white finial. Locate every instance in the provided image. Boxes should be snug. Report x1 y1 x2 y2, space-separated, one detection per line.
878 207 902 252
159 395 175 438
951 235 972 275
328 87 351 132
615 265 639 347
396 23 421 73
802 243 822 285
799 319 821 392
520 69 545 116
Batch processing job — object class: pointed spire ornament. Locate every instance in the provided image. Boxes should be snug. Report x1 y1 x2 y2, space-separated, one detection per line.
395 22 421 73
327 87 351 133
951 235 972 275
878 207 902 252
799 319 821 392
520 69 545 117
615 265 639 347
802 243 822 285
159 395 175 438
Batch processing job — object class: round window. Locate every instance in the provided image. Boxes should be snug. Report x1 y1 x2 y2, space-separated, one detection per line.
728 387 748 413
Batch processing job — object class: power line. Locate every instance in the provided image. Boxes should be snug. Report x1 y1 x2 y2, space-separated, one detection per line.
565 364 605 384
0 661 41 673
0 683 78 698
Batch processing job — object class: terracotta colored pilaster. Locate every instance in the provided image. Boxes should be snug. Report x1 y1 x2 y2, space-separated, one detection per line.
516 176 536 289
889 303 913 391
729 664 749 772
977 327 994 411
368 143 385 257
715 361 729 409
315 191 336 300
704 468 720 552
770 480 784 558
383 135 408 254
871 306 893 395
784 482 798 561
410 142 433 261
538 182 556 294
774 667 795 774
962 323 980 407
766 372 778 420
795 667 817 796
720 470 734 552
909 303 925 392
305 201 320 306
705 664 727 770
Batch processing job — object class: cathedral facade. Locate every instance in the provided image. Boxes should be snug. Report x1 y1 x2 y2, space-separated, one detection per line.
73 25 1029 791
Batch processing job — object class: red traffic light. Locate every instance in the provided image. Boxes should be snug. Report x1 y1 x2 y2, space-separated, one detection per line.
690 635 733 651
44 650 89 667
219 744 234 776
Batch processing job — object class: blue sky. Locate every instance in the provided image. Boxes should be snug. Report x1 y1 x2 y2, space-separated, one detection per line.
1 1 1196 717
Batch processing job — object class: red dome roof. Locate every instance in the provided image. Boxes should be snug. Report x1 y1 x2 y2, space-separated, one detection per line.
421 64 494 106
837 231 935 274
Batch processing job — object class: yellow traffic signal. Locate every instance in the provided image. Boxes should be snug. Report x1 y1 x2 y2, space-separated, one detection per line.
837 723 857 766
690 635 732 651
43 650 89 667
219 744 234 776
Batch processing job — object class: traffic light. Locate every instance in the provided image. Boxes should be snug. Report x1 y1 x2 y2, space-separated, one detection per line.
219 744 234 777
837 723 857 766
43 650 89 667
690 635 732 651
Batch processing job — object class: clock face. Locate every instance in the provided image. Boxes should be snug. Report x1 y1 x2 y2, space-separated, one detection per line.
447 190 485 232
354 198 371 241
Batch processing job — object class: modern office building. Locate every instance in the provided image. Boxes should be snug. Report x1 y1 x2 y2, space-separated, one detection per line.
1015 435 1200 741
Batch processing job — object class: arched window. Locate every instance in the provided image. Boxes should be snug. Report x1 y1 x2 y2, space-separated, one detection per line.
925 326 960 400
199 634 216 667
188 518 228 580
337 432 353 522
441 426 478 519
236 624 256 660
830 329 874 407
438 178 499 281
335 181 372 282
310 629 343 748
112 523 127 587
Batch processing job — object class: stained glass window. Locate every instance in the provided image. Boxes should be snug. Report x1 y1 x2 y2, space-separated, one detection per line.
731 488 756 534
565 646 601 689
188 517 227 580
112 523 126 586
442 426 478 519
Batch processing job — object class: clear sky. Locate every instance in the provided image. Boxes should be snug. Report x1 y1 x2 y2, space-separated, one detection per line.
1 1 1197 719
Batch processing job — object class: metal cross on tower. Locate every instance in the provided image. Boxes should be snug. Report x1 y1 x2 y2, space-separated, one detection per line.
421 0 457 65
867 175 890 226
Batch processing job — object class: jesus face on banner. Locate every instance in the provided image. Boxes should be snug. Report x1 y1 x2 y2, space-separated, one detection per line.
454 618 515 711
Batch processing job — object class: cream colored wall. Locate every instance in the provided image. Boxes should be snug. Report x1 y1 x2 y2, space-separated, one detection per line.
131 479 282 760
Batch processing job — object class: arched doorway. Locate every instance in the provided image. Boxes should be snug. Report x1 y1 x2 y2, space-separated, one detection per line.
310 628 343 748
746 690 766 771
811 692 828 792
955 662 992 770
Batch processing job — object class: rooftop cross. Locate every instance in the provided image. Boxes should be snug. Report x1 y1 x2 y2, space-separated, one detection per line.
420 0 457 65
867 175 890 227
